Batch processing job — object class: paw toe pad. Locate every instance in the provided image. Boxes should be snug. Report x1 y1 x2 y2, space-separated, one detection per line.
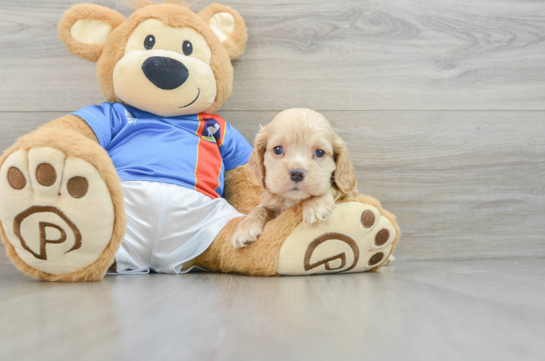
361 209 375 228
7 167 26 190
36 163 57 186
368 252 384 266
374 229 390 246
67 176 89 198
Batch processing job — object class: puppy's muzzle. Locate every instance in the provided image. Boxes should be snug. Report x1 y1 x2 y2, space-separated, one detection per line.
142 56 189 90
289 168 306 183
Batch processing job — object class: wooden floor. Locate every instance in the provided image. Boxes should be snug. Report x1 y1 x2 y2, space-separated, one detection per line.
1 0 545 359
1 259 544 361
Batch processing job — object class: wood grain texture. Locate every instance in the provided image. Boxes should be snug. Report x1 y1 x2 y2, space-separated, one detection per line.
1 0 545 111
0 110 543 262
0 259 544 361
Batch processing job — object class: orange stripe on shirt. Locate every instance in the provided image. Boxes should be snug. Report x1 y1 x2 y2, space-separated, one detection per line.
199 113 226 193
194 114 224 199
200 114 226 191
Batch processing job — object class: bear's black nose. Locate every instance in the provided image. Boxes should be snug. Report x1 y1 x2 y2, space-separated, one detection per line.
142 56 189 90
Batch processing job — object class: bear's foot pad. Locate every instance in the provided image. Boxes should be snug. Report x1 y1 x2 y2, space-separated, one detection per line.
277 202 396 275
0 147 115 276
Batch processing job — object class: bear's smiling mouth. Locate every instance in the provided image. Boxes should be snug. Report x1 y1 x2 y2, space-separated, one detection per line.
178 88 200 108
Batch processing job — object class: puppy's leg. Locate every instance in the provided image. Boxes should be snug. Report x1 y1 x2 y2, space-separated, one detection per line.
231 206 272 248
302 189 336 224
231 190 284 248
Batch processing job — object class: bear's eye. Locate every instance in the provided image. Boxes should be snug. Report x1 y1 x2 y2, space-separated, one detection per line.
315 149 325 158
182 40 193 56
144 35 155 50
273 146 283 155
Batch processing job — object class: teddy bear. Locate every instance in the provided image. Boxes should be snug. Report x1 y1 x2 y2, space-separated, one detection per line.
0 1 400 281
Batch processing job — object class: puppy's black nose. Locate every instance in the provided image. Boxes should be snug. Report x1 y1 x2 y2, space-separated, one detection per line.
142 56 189 90
289 168 306 183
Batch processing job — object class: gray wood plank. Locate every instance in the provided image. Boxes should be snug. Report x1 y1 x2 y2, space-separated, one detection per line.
0 259 544 361
0 110 544 262
1 0 545 111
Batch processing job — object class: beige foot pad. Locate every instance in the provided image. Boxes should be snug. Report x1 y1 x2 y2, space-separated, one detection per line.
277 202 396 275
0 148 115 275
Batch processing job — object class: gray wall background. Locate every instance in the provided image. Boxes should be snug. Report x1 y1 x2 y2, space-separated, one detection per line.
1 0 544 264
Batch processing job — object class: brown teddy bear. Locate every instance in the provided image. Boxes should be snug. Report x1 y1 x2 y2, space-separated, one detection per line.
0 1 400 281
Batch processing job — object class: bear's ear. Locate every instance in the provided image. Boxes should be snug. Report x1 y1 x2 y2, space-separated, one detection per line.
58 4 126 62
198 4 248 60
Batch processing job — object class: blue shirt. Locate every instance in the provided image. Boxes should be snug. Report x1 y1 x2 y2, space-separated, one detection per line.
73 102 252 199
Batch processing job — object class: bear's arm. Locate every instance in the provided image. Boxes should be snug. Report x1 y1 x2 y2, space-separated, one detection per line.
38 115 99 143
223 164 264 215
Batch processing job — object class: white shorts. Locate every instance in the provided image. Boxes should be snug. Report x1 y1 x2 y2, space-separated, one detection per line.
112 181 242 274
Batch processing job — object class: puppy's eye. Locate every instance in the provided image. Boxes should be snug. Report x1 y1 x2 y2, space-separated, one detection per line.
144 35 155 50
182 40 193 56
273 146 283 155
315 149 325 158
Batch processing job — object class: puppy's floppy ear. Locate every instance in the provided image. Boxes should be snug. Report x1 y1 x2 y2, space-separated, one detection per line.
198 4 248 60
332 135 358 200
248 130 268 187
58 4 126 62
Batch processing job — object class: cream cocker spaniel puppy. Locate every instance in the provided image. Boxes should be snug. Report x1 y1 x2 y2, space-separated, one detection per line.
232 108 358 249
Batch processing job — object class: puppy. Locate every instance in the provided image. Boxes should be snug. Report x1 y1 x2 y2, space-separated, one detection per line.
231 108 358 249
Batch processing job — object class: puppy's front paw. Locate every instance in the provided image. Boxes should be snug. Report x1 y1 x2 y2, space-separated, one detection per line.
231 218 264 249
303 201 335 225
